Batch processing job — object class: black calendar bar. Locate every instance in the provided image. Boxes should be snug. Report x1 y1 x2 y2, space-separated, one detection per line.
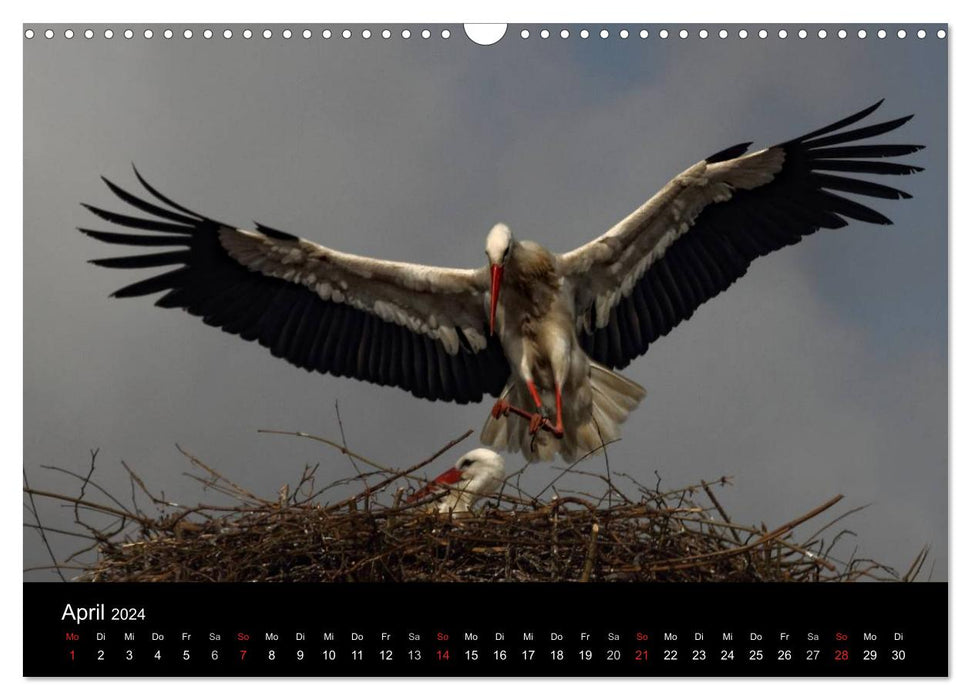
24 582 946 677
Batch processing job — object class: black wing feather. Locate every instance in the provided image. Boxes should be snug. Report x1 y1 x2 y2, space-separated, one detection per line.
83 169 509 403
582 101 922 369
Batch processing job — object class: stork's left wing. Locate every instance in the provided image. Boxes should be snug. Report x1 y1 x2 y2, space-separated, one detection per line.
558 100 923 370
82 169 510 403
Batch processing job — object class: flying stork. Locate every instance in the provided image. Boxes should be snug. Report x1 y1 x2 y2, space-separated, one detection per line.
83 101 923 462
407 448 505 514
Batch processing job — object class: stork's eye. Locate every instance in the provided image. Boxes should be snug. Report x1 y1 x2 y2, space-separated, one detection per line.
458 458 472 469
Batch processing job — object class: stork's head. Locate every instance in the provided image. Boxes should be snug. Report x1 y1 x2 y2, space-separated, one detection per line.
408 448 506 510
454 447 506 484
485 223 513 335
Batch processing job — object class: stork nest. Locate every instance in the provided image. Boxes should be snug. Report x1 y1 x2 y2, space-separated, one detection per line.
24 428 928 584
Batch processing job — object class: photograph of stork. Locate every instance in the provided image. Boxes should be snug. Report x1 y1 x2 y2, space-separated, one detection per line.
24 25 946 584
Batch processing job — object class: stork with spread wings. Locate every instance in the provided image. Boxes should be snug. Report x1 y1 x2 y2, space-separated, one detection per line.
84 101 923 462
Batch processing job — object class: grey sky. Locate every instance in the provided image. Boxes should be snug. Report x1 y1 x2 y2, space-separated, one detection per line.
24 25 947 581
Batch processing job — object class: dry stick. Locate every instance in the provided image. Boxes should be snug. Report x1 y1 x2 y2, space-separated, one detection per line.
533 439 622 500
333 401 364 479
802 503 871 544
258 429 392 474
121 460 179 508
639 494 845 572
176 445 270 505
23 523 101 541
580 522 600 582
39 463 133 516
701 479 743 546
23 488 155 527
23 469 66 582
323 429 474 513
903 546 930 582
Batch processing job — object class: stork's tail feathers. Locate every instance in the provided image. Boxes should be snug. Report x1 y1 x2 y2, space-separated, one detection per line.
567 362 646 460
481 362 645 463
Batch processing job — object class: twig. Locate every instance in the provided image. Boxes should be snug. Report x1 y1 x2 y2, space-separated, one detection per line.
23 469 66 582
580 523 600 582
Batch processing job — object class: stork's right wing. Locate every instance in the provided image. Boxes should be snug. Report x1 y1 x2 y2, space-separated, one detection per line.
558 101 923 370
83 169 510 403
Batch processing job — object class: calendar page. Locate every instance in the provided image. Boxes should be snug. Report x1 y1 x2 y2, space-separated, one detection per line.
23 21 947 677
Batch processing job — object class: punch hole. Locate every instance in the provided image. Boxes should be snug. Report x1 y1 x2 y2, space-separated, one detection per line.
818 29 827 39
343 29 352 39
698 29 708 39
24 28 34 39
242 29 252 39
877 29 887 39
223 29 232 39
639 29 648 39
560 29 569 39
838 29 847 39
659 29 668 39
463 24 506 46
184 29 193 39
858 29 867 38
718 29 728 39
44 29 53 39
520 29 529 39
362 29 371 39
758 29 767 39
620 29 629 39
540 29 549 39
798 29 807 39
917 29 926 39
163 29 173 39
937 29 946 39
64 29 74 39
778 29 788 39
263 29 273 39
421 29 431 39
897 30 906 39
580 29 590 39
679 29 687 39
104 29 114 39
322 29 332 39
85 29 94 39
401 29 411 39
283 29 292 39
442 29 451 39
600 29 609 39
382 29 391 39
738 29 747 39
124 29 134 40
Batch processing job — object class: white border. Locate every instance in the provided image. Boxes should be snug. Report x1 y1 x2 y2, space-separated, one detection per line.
7 0 962 698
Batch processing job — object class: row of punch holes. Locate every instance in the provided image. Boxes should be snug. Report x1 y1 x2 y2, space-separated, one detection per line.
24 26 948 42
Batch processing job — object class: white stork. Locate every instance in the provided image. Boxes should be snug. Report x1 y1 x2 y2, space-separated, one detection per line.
406 448 505 514
83 101 922 462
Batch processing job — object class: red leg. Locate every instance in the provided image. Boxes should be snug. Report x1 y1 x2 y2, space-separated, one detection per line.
526 380 543 409
552 384 564 437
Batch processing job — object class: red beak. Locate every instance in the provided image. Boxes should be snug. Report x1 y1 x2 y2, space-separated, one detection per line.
489 264 503 335
407 466 464 503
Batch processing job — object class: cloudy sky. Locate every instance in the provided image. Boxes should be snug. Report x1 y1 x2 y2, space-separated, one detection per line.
24 24 947 581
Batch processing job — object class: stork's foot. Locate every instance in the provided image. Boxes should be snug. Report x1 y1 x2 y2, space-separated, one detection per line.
526 414 564 438
528 413 544 435
491 398 511 419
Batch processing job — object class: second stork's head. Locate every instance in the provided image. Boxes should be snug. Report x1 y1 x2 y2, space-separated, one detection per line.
485 223 513 335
